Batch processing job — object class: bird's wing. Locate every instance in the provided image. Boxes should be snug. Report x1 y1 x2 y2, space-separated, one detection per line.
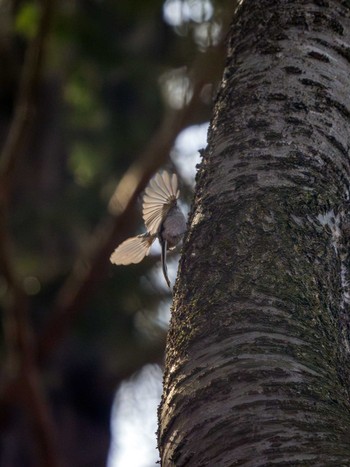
110 234 154 265
142 171 179 235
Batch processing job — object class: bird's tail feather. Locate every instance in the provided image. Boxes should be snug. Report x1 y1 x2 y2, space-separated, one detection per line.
160 239 171 288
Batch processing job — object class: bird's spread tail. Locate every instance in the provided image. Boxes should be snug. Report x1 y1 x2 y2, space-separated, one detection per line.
142 171 179 236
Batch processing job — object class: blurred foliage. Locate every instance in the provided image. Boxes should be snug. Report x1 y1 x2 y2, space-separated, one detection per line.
0 0 230 465
15 1 40 38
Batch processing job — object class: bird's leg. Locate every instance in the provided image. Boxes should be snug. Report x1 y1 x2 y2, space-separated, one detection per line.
160 239 171 288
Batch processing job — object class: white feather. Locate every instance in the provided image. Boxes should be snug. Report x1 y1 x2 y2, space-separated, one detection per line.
110 235 154 265
142 171 179 235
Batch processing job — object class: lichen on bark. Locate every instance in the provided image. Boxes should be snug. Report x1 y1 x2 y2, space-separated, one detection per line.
159 1 350 465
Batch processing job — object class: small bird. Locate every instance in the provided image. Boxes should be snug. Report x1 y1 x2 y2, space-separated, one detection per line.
110 170 186 288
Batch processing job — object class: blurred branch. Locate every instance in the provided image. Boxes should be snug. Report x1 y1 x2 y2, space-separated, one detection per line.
0 0 54 193
2 296 61 467
0 1 60 466
38 40 226 360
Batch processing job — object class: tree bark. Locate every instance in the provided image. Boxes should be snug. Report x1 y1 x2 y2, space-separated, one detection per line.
158 0 350 465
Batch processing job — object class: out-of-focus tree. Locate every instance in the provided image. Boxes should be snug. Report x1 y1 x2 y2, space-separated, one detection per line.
0 0 229 465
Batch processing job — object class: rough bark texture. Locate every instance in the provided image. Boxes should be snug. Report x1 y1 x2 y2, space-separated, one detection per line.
159 0 350 465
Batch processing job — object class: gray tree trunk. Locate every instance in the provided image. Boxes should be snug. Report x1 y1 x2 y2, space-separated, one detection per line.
158 0 350 465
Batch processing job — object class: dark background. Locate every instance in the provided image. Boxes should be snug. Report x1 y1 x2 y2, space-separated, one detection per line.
0 0 230 465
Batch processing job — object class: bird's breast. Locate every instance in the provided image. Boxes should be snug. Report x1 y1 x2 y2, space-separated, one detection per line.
161 206 186 247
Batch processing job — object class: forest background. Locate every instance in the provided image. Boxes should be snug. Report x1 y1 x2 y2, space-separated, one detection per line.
0 0 230 466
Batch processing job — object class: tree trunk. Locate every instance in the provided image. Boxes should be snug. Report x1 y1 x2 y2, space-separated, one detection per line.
158 0 350 465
